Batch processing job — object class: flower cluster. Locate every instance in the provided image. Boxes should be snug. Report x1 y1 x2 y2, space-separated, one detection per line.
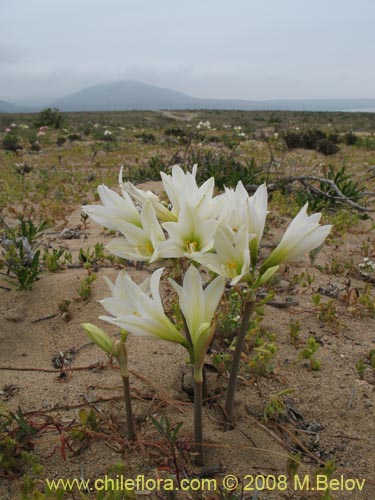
83 165 331 286
82 164 332 461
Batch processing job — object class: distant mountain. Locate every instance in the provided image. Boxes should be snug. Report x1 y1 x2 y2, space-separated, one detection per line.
0 100 25 113
3 81 375 113
53 80 198 111
52 81 375 112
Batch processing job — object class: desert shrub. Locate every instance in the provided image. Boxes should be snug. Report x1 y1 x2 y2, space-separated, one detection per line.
56 136 66 146
2 130 22 151
296 165 363 210
316 138 340 155
135 132 156 143
192 149 262 188
283 131 301 150
30 142 41 152
92 128 116 142
283 128 339 155
132 155 167 182
343 131 358 145
164 127 187 137
34 107 64 129
67 133 81 142
357 135 375 150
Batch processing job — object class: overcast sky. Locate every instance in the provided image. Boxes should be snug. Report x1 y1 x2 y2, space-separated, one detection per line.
1 0 374 104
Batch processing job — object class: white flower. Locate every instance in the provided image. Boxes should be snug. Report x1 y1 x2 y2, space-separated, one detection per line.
100 268 188 347
157 203 218 260
119 166 176 222
82 185 141 231
217 182 268 263
106 200 164 262
193 225 252 285
160 164 215 217
100 271 151 318
170 265 225 379
262 203 332 269
243 183 268 263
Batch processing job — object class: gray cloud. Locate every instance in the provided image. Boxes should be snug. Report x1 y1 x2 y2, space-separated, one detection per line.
1 0 375 103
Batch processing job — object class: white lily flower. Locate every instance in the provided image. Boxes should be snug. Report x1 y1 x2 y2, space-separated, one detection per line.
118 166 176 222
262 203 332 269
243 183 268 263
169 265 225 380
100 268 188 347
82 185 141 231
219 181 267 250
160 165 216 217
106 201 164 262
193 225 252 285
100 271 150 318
157 203 218 260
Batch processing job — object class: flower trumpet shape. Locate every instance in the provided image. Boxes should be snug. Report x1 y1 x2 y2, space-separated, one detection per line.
157 203 218 260
82 185 141 231
170 265 225 381
106 200 165 262
160 165 216 218
219 182 268 263
119 166 176 222
193 225 252 285
99 268 189 348
261 203 332 270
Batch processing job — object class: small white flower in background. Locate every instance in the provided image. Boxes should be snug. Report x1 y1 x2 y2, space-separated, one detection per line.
262 203 332 270
169 265 225 379
82 185 141 231
104 130 112 136
193 225 252 285
100 268 188 347
106 200 165 262
196 120 211 130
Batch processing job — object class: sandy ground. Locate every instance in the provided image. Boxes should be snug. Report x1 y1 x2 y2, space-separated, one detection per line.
1 182 375 499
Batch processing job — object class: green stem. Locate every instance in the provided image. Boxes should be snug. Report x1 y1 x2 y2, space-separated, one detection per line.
224 300 255 424
193 375 205 466
122 375 135 441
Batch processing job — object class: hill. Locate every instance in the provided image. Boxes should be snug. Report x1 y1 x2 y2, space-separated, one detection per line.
0 100 24 113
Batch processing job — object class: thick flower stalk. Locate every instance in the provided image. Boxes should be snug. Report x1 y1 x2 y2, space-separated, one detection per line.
170 265 225 465
82 324 135 440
